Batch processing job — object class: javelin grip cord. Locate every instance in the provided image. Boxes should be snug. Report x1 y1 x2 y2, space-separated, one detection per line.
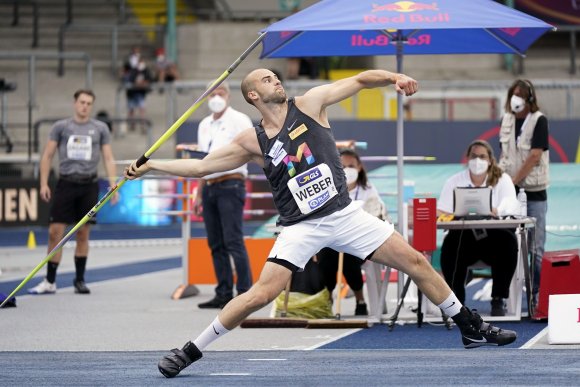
136 155 149 168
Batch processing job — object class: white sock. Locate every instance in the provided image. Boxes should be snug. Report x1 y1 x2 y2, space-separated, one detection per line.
437 292 463 317
193 316 229 351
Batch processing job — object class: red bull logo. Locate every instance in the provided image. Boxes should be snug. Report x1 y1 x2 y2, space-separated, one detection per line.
365 1 448 24
372 1 439 13
351 33 431 47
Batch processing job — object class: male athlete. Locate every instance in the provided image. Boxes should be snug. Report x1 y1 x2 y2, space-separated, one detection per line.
125 69 516 378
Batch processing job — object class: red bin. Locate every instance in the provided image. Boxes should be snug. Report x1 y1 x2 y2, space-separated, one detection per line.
534 249 580 319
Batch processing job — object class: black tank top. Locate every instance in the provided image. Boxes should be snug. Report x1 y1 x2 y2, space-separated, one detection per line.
255 98 350 226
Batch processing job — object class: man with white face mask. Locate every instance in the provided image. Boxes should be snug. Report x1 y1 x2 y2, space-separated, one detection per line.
498 79 549 305
194 81 254 309
437 140 518 316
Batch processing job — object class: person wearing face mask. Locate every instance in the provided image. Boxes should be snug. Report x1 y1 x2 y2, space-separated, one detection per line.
194 81 254 309
498 79 549 306
316 148 386 315
437 140 518 316
124 58 153 132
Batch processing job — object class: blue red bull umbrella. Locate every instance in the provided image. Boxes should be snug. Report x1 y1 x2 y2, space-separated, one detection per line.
260 0 554 57
259 0 554 229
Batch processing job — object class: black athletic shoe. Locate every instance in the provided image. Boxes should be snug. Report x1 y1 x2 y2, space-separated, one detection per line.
158 341 202 378
73 279 90 294
198 296 232 309
490 298 506 316
355 302 368 316
453 307 517 348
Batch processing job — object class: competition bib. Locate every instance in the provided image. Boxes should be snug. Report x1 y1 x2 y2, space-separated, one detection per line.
287 163 337 214
66 135 92 161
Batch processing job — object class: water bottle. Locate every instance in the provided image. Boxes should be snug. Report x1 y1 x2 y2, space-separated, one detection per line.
517 188 527 217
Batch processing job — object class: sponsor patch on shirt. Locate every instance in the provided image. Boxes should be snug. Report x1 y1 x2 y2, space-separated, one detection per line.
288 123 308 140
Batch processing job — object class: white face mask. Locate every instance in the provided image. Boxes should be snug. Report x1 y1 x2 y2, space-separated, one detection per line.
510 95 526 114
468 158 489 176
344 167 359 185
208 95 227 113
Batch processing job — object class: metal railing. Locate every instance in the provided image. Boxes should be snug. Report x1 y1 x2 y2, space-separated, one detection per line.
63 0 128 25
419 79 580 120
57 23 164 77
114 79 329 131
512 25 580 76
553 25 580 76
33 117 152 154
0 0 38 47
0 51 92 160
113 78 580 132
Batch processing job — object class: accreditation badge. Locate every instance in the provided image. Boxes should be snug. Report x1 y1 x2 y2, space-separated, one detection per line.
66 135 92 161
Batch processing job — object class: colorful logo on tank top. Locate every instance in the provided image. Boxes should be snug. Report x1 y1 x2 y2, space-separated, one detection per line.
284 142 315 177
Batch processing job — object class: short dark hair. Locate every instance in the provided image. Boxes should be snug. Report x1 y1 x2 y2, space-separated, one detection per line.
241 73 255 106
74 89 96 101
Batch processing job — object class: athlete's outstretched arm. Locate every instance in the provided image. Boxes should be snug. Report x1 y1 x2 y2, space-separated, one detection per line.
296 70 418 124
124 128 261 180
308 70 417 106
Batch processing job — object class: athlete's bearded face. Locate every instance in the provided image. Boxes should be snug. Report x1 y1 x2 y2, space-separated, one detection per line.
260 87 287 104
255 71 286 104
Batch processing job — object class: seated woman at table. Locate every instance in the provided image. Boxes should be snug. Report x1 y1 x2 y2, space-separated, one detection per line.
437 139 518 316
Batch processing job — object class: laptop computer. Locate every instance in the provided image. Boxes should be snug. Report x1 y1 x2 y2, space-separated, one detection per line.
453 187 494 220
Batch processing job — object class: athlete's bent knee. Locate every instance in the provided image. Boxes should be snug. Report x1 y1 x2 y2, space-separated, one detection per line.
243 287 274 310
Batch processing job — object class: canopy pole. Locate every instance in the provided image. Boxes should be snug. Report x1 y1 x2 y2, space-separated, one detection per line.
395 32 405 234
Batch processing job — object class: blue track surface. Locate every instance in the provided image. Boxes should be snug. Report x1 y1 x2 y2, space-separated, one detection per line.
1 350 578 386
321 321 546 350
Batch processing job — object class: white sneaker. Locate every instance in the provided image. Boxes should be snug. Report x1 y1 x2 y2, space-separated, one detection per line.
28 279 57 294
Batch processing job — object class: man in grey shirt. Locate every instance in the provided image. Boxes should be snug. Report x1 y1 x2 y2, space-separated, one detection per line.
29 89 118 295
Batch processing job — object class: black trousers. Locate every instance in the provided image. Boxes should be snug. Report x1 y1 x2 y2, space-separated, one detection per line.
317 247 364 293
440 228 518 305
202 180 252 298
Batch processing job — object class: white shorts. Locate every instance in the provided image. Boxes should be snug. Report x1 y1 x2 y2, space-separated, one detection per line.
267 201 395 271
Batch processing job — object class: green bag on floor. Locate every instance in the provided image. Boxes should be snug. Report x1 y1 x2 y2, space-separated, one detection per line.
273 288 333 319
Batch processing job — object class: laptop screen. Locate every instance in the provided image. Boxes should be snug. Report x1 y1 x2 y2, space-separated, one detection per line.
453 187 492 217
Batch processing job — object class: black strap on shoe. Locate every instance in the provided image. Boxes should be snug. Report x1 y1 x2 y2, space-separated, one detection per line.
158 348 193 378
158 342 203 378
479 322 502 336
182 341 203 362
169 349 192 368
